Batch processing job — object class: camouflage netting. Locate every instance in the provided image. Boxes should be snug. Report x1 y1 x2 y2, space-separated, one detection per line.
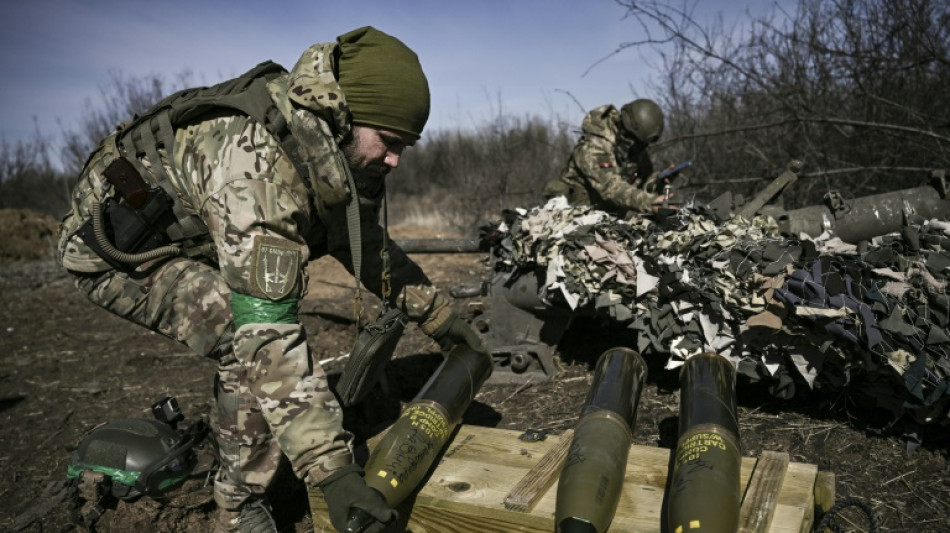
487 197 950 427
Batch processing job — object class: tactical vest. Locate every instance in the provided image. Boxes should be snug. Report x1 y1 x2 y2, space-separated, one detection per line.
100 60 307 243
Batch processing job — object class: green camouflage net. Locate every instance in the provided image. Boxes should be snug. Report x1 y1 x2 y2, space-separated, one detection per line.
488 197 950 427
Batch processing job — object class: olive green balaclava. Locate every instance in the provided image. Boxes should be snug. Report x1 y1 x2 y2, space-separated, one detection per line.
336 26 431 140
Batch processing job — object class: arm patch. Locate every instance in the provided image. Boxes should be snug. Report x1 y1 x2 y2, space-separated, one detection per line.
250 235 301 300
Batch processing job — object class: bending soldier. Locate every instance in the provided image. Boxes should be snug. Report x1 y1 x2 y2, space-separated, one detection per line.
544 99 667 216
56 26 485 533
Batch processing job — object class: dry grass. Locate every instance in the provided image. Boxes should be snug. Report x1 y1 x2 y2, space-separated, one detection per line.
0 208 59 262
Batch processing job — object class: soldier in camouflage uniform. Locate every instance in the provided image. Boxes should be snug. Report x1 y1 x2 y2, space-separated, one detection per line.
56 26 485 533
543 99 666 217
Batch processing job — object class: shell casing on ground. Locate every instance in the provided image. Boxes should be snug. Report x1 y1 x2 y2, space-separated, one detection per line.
556 410 633 533
362 399 454 506
582 347 648 425
344 344 494 532
667 424 741 533
416 343 493 417
555 347 647 533
362 343 494 505
677 352 739 436
667 352 741 533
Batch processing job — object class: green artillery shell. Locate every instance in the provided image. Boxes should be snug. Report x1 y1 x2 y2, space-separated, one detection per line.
344 344 492 532
555 347 647 533
363 399 453 505
667 352 741 533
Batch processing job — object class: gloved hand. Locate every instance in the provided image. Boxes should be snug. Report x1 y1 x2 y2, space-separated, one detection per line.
319 465 395 533
431 311 487 354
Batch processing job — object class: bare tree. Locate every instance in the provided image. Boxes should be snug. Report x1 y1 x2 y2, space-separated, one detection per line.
611 0 950 208
389 114 573 231
59 69 193 175
0 70 197 218
0 122 69 216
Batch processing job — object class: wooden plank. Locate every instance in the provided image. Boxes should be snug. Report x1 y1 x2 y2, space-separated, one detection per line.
739 450 791 532
309 483 553 533
813 471 836 533
309 425 825 533
503 429 574 512
767 461 819 533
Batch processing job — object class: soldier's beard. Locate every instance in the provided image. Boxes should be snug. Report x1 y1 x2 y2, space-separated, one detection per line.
341 135 388 198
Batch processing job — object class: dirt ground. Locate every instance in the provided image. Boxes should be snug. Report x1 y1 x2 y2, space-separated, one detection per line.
1 209 949 533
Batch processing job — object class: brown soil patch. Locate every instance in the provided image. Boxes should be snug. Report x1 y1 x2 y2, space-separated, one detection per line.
0 208 60 262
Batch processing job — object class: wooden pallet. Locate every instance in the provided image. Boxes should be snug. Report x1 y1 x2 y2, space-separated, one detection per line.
309 425 833 532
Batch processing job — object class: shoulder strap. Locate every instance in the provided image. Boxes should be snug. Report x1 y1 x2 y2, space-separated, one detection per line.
115 61 306 241
130 61 288 131
342 159 365 322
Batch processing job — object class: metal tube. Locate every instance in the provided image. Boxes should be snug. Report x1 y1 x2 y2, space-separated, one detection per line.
395 238 483 254
343 344 493 532
667 352 741 533
555 348 648 533
778 186 950 243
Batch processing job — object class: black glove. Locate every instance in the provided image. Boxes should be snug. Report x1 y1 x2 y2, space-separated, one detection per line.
319 465 395 533
432 312 487 354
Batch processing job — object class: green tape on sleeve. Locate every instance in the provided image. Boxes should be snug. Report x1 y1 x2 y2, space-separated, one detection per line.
230 291 300 329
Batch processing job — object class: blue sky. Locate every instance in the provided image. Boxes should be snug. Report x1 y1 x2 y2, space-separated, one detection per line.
0 0 787 156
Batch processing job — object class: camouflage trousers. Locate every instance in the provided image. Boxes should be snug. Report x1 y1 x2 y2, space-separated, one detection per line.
70 257 283 511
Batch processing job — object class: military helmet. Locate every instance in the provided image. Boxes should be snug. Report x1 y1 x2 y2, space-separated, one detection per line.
620 99 664 144
67 415 208 500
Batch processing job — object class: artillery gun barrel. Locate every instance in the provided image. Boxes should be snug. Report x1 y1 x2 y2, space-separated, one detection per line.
667 352 741 533
779 185 950 243
343 344 493 533
395 238 484 254
555 347 647 533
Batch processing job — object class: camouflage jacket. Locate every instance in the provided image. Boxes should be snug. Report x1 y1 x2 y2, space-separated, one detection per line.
545 105 657 215
57 42 450 484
